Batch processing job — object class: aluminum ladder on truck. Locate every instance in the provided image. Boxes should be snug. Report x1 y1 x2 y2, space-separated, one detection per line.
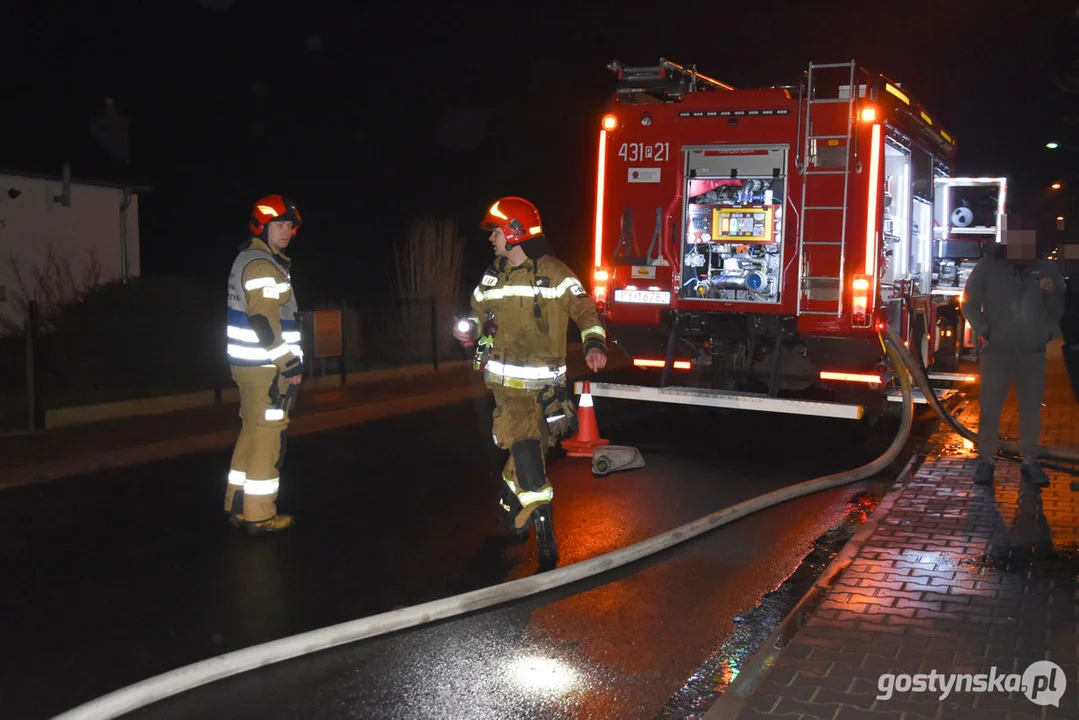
796 60 858 318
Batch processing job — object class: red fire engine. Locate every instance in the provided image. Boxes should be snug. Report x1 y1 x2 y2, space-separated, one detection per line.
586 59 1003 420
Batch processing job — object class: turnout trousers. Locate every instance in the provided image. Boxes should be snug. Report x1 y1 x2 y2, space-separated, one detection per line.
225 365 291 523
491 385 553 531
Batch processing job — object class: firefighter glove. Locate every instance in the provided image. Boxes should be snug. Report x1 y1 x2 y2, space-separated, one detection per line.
538 384 577 444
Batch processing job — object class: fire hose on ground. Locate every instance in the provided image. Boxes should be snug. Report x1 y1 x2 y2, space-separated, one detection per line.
53 334 917 719
50 329 1079 719
64 320 1079 720
884 325 1079 463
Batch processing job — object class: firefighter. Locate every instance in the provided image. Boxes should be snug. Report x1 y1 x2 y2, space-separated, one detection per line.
224 194 305 534
1063 273 1079 404
454 196 608 566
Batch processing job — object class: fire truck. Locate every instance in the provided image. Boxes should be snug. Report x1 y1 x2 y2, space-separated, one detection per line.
586 59 1004 420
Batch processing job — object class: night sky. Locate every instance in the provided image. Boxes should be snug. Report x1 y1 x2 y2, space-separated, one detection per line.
3 0 1078 302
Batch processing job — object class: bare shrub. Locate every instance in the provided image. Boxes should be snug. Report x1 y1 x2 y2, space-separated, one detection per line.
393 216 465 303
392 216 466 360
1 244 105 334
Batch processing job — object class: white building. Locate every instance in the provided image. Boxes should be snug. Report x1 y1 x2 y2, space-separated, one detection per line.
0 165 146 331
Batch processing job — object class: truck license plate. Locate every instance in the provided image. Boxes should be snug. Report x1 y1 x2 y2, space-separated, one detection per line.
614 289 671 305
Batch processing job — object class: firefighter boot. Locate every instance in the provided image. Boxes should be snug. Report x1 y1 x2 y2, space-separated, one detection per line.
224 471 245 528
498 484 529 544
509 440 553 531
532 504 558 568
245 514 294 535
228 494 244 528
226 489 245 528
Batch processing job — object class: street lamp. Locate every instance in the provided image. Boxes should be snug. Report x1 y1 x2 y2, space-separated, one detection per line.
1047 142 1060 149
1052 182 1063 190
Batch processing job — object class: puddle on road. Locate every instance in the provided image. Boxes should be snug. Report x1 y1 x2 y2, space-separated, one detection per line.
657 489 887 719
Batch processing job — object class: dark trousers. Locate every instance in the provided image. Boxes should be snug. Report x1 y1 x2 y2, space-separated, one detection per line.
977 347 1047 463
1064 344 1079 403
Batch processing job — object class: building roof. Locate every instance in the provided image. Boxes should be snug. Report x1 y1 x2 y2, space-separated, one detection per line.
0 166 152 193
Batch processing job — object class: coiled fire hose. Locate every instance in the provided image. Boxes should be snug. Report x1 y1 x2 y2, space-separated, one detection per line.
54 335 915 720
883 326 1079 463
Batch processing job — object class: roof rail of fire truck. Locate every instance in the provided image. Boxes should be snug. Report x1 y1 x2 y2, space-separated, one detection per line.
608 58 735 101
657 58 735 92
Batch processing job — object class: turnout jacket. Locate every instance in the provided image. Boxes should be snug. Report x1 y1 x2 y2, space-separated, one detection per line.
226 237 304 376
468 254 606 390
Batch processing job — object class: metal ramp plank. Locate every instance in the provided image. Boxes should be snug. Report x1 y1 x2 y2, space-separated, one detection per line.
574 382 864 420
886 387 958 405
927 372 977 383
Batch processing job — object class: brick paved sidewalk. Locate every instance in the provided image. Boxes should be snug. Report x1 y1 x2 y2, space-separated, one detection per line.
729 340 1079 719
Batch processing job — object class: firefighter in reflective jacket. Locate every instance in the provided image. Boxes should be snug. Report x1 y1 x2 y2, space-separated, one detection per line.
224 194 304 534
454 196 607 565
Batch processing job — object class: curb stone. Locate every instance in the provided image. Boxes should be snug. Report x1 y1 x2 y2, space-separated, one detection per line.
1 384 487 491
1 359 622 491
704 451 923 719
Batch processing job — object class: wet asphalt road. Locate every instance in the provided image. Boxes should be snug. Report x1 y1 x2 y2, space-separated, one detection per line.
0 386 926 720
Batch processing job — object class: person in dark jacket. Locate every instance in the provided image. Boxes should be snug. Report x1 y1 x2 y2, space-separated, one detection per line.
1062 274 1079 403
962 238 1065 487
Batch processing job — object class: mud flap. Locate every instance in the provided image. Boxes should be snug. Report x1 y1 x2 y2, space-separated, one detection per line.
591 445 646 477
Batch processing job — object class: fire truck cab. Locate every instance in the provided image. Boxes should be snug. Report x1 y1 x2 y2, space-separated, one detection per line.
588 59 997 419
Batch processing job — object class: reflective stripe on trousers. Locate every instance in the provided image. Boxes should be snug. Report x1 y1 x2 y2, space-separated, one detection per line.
226 469 280 496
503 475 553 530
227 364 289 522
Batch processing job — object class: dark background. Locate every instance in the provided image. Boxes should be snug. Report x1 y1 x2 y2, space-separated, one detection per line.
3 0 1079 304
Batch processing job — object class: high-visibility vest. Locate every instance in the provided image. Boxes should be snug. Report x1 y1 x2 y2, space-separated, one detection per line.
226 247 302 367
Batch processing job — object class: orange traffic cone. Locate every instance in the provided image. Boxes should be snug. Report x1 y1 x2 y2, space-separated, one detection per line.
561 381 610 457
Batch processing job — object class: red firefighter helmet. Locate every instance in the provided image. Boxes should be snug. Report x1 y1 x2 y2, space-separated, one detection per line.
480 196 543 245
249 194 303 237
